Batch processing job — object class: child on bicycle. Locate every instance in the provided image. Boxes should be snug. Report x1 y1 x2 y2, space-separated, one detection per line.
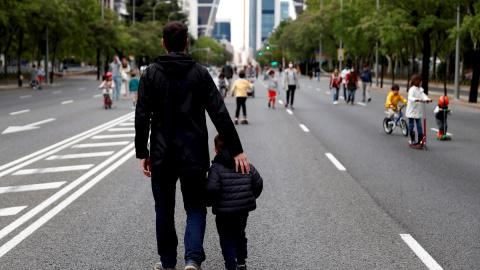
385 84 407 125
406 75 432 144
434 95 452 139
99 72 115 103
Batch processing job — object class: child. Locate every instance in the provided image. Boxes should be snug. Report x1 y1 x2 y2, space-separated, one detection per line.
231 70 252 124
329 68 342 105
345 68 358 105
99 72 115 102
434 95 452 139
385 84 407 123
406 74 432 144
218 73 228 99
206 134 263 270
37 65 45 90
267 69 279 108
129 71 139 109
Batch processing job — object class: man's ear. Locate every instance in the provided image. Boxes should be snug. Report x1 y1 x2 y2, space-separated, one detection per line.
214 147 218 154
162 39 167 51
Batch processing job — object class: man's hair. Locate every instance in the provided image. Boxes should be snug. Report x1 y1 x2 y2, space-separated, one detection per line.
163 22 188 52
214 134 224 151
391 84 399 91
238 70 245 78
410 74 422 87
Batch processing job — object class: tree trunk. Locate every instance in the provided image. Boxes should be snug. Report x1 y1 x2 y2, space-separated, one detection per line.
381 56 384 88
97 48 101 80
17 30 24 86
433 50 437 80
469 50 480 103
421 29 433 94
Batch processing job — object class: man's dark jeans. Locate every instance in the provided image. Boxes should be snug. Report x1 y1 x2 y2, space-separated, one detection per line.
151 170 207 268
215 212 249 270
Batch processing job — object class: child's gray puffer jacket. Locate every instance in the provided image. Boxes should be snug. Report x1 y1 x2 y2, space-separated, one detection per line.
206 150 263 215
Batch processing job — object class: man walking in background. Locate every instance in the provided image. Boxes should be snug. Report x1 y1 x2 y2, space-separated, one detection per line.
109 55 121 100
360 64 372 102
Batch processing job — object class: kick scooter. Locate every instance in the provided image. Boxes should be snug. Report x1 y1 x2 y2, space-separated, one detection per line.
437 108 452 140
409 100 431 150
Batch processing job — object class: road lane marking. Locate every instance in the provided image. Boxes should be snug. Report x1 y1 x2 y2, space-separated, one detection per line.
52 91 63 94
0 206 27 217
340 96 345 100
71 141 130 148
19 95 32 99
308 85 312 88
61 100 73 104
430 128 452 136
46 151 114 160
278 100 284 104
0 144 133 242
10 110 30 115
91 134 135 139
0 145 135 258
326 91 331 94
325 153 346 171
108 128 135 132
12 165 95 175
119 122 134 126
0 112 134 176
400 234 443 270
93 94 102 98
286 109 293 115
2 118 56 134
299 124 310 132
357 102 366 106
316 88 320 91
0 182 66 194
78 87 86 91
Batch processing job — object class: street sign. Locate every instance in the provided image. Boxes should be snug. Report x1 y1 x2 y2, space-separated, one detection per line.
338 48 344 61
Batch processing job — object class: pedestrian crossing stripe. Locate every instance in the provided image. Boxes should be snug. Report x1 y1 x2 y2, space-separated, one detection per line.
12 165 95 175
0 206 28 217
0 182 66 194
72 141 130 148
46 152 114 160
91 134 135 139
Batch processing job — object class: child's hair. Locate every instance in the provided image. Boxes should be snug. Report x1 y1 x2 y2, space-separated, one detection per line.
219 73 225 79
391 84 400 91
214 134 224 152
130 71 136 77
268 69 275 75
238 70 245 78
410 74 422 87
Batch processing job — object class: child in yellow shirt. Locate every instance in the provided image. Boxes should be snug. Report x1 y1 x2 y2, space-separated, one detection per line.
231 70 252 124
385 84 407 120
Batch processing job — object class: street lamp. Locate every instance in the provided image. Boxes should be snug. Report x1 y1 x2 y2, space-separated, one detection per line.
168 10 184 23
153 0 171 23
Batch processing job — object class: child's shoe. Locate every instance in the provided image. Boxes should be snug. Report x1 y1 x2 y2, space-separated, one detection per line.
240 118 248 124
437 129 444 139
154 262 176 270
237 264 247 270
234 118 238 125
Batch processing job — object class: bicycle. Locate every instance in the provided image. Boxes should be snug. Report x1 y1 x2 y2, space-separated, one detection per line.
383 104 408 136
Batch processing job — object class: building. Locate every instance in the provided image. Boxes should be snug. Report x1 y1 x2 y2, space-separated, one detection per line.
179 0 220 39
292 0 304 13
212 19 231 42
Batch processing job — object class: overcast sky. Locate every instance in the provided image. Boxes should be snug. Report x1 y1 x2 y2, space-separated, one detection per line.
216 0 248 51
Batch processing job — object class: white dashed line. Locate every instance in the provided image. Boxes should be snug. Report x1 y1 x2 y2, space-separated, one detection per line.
316 88 320 91
52 91 62 94
326 91 331 95
278 100 284 105
357 102 366 106
61 100 73 105
19 95 32 99
0 182 66 194
286 109 293 115
0 206 27 217
325 153 346 171
10 110 30 116
72 141 130 148
12 165 95 175
78 87 86 91
91 134 135 139
400 234 444 270
299 124 310 132
430 128 452 136
93 94 102 98
46 152 114 160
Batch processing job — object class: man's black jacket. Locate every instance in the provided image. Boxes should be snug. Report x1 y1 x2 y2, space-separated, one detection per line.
135 53 243 172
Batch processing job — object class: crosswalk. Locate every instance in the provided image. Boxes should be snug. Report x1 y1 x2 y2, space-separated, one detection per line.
0 112 137 257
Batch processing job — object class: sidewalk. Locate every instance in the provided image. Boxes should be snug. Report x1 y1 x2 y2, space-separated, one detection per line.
0 75 98 92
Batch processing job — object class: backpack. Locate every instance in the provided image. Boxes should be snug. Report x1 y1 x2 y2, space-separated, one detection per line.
347 74 357 90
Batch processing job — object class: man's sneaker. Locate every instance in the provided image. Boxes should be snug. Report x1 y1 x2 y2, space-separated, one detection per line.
285 103 288 108
184 262 202 270
237 264 247 270
154 262 176 270
368 98 372 102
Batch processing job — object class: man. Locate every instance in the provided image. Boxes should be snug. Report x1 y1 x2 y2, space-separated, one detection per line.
221 60 234 90
340 65 350 102
360 64 372 102
109 55 121 100
135 22 250 270
282 61 300 109
30 64 38 89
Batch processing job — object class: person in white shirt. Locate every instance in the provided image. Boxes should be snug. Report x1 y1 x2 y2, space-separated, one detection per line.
406 74 432 144
340 65 350 102
282 61 300 109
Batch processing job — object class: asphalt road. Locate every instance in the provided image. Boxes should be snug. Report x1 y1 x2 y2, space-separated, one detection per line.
0 74 478 269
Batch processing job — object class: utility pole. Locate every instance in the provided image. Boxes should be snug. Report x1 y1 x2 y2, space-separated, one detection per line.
319 0 323 81
454 3 460 99
101 0 104 76
375 0 379 86
133 0 135 25
45 26 49 84
339 0 343 71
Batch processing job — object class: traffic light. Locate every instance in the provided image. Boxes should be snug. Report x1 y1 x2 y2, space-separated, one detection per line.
259 51 263 56
266 45 270 50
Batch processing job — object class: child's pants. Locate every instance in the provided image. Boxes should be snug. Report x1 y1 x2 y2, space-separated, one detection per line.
408 118 423 134
387 108 396 119
235 97 247 119
216 213 249 270
436 118 446 132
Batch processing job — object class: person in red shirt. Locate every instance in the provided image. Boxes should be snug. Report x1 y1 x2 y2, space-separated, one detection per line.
345 69 359 105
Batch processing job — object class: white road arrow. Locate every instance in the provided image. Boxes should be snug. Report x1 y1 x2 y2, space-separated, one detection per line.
2 118 56 134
